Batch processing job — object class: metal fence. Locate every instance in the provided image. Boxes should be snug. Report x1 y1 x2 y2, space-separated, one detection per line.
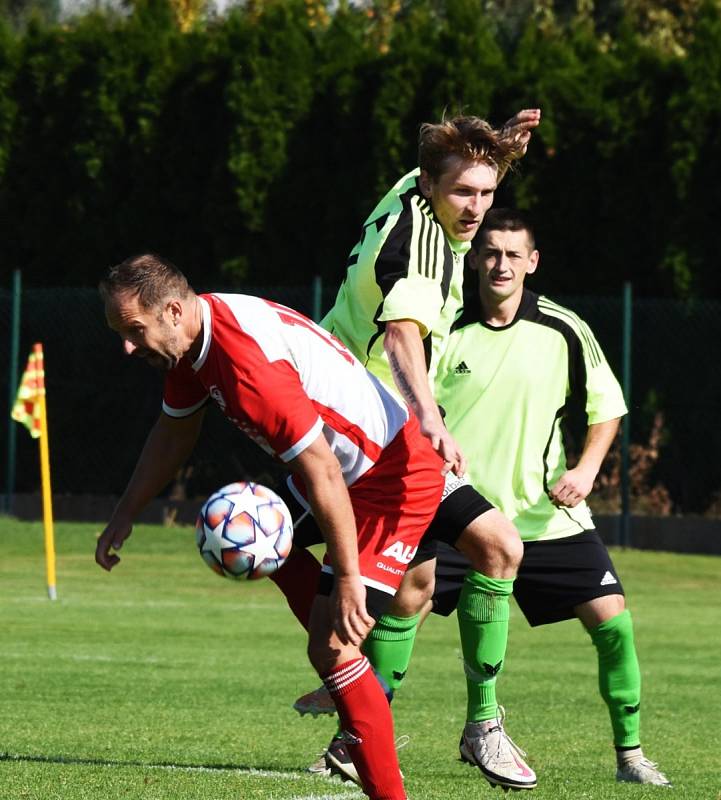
2 282 720 517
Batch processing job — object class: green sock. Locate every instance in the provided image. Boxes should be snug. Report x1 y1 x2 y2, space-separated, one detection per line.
457 571 513 722
588 609 641 749
326 614 421 740
362 612 421 695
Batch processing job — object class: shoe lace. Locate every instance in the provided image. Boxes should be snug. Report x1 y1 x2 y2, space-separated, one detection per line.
635 757 664 773
488 706 529 761
395 734 410 752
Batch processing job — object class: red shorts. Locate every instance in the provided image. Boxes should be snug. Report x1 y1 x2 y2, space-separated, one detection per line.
321 414 444 596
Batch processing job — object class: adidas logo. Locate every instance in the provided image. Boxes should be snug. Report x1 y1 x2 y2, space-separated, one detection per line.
453 361 471 374
600 571 618 586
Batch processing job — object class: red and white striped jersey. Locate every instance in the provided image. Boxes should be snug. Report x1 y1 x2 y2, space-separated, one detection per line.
163 294 409 486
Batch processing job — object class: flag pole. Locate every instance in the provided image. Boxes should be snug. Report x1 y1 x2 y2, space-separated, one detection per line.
34 344 57 600
11 343 57 599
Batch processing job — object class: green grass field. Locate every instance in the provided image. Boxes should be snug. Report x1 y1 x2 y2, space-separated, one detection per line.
1 519 719 800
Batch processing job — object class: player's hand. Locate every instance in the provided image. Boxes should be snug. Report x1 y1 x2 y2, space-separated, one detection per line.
420 418 467 477
549 466 595 508
501 108 541 157
331 575 374 647
95 516 133 571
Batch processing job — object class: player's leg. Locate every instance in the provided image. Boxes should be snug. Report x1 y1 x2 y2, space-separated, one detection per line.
293 540 437 720
360 544 436 698
450 505 536 790
577 593 671 786
307 593 406 800
513 530 670 786
454 508 521 723
308 415 443 795
363 481 534 790
352 476 508 717
295 548 435 782
268 484 325 630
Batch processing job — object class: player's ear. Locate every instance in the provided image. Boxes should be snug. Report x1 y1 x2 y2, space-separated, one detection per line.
467 248 480 271
418 170 433 199
527 249 540 275
167 298 183 326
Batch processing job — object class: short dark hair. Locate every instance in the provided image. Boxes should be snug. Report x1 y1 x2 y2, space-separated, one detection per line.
474 208 536 251
99 253 191 309
418 116 523 182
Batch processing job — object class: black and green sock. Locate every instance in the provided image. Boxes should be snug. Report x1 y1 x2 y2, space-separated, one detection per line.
457 571 513 723
362 611 421 697
588 609 641 749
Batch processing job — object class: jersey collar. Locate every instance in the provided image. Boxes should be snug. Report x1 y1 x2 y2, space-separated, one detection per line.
191 296 212 371
456 287 538 331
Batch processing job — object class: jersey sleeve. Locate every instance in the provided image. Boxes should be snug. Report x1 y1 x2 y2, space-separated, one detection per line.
234 359 324 462
373 204 448 339
571 320 628 424
162 358 209 417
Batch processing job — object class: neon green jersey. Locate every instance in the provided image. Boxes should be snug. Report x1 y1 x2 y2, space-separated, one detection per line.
435 290 628 541
322 168 469 391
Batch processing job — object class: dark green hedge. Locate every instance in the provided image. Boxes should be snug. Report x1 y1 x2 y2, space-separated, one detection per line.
1 0 721 299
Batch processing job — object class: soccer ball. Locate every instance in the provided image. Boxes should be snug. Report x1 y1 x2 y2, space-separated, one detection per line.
195 482 293 580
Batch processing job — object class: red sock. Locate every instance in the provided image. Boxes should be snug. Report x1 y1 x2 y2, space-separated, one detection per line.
323 657 406 800
269 547 320 630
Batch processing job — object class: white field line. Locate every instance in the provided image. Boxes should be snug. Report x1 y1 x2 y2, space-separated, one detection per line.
2 754 363 798
2 596 286 611
287 795 363 800
0 651 165 665
0 754 344 783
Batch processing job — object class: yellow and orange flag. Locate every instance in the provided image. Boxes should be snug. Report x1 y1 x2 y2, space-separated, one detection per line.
10 343 57 600
11 344 45 438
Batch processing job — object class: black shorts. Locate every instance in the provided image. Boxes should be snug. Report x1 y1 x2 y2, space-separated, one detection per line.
414 480 495 561
431 530 625 626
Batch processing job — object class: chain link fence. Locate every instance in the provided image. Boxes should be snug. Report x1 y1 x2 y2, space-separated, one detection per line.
2 284 720 516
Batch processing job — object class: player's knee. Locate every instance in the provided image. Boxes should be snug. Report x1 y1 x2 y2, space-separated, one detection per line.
392 568 435 616
578 594 627 629
497 521 523 571
458 511 523 576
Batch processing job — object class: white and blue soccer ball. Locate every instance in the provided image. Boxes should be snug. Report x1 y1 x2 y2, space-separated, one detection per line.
195 482 293 580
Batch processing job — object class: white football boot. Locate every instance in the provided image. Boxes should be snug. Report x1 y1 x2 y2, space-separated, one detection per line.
293 684 336 717
616 749 672 787
459 707 537 790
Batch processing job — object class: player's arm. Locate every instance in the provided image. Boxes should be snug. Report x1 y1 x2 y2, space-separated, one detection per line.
384 319 466 477
95 409 205 571
549 417 620 508
287 434 374 647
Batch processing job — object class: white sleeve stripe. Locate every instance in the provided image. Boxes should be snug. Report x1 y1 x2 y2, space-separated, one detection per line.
162 396 208 417
278 417 324 462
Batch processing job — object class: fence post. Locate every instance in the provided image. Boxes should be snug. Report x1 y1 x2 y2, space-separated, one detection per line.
620 281 632 547
311 275 322 323
4 269 22 515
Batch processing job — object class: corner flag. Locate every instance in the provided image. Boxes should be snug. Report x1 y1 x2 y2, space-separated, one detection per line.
11 345 44 437
11 343 57 600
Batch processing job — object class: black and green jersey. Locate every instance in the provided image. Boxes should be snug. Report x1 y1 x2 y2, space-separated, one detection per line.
321 168 469 391
435 289 627 541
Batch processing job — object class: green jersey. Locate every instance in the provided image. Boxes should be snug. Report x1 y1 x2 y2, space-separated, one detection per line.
435 289 627 541
322 168 469 390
